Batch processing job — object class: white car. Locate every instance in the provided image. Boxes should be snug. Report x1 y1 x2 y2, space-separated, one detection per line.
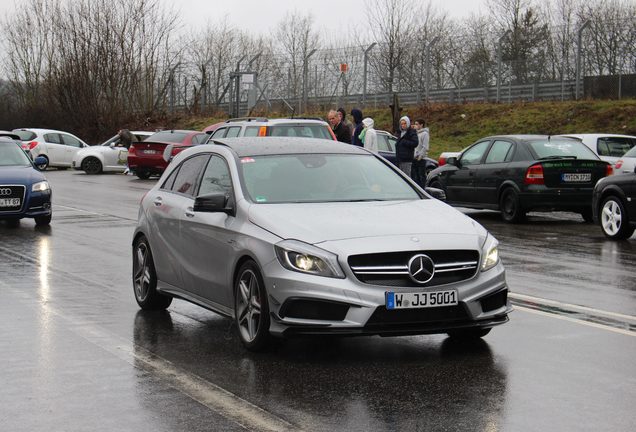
557 134 636 170
73 131 153 174
615 146 636 175
13 128 89 170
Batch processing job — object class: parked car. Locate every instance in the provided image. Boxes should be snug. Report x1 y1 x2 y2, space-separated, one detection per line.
0 138 52 226
206 117 337 141
203 122 224 134
438 149 465 166
614 145 636 175
426 135 612 223
592 165 636 240
132 137 511 351
127 130 208 179
12 128 89 170
557 134 636 169
376 130 438 178
73 131 153 174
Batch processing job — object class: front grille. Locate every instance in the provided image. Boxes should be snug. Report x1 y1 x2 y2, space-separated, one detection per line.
349 250 479 287
365 304 469 327
0 185 25 212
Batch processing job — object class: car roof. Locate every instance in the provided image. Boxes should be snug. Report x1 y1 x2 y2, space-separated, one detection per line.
12 128 76 134
209 137 367 157
557 133 636 139
221 117 328 126
479 134 581 142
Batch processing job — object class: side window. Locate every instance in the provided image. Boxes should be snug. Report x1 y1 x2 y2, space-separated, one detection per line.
244 127 260 137
387 137 397 152
161 166 180 190
485 141 514 163
198 155 233 196
170 155 210 196
191 133 207 145
376 135 390 152
460 141 490 165
225 127 241 138
44 133 62 144
597 137 635 157
61 134 83 148
212 128 227 138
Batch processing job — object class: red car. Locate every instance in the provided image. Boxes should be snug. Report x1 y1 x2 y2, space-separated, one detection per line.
128 130 207 179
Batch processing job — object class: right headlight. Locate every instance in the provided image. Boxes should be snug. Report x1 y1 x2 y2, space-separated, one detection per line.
274 240 345 279
481 234 499 272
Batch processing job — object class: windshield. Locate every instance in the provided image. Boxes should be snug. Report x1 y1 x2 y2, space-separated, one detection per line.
0 142 32 167
12 130 37 141
147 131 189 143
528 139 599 160
241 153 421 203
269 124 332 140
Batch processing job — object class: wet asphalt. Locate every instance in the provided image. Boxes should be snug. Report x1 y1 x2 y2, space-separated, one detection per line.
0 170 634 432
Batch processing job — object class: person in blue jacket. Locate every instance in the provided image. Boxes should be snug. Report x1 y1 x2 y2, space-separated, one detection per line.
394 116 419 176
350 108 364 147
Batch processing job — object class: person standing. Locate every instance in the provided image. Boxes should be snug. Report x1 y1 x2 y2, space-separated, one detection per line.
350 108 364 147
360 117 378 154
328 109 351 143
337 107 352 132
394 116 418 176
411 118 430 187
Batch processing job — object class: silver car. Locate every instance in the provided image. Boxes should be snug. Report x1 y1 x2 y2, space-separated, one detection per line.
132 138 511 351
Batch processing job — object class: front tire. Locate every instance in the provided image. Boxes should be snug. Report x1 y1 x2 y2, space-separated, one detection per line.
499 188 526 223
36 155 49 170
82 157 103 175
34 214 52 226
234 261 272 351
447 328 491 340
600 196 635 240
132 236 172 310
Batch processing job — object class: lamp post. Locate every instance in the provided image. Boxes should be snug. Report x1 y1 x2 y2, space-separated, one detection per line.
363 42 376 107
576 21 591 100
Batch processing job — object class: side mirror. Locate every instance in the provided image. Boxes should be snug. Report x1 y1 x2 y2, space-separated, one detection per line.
34 156 47 170
193 192 233 214
162 144 174 163
446 156 459 167
425 187 446 201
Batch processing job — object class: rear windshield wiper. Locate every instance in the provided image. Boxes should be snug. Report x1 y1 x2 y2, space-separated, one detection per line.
538 155 578 160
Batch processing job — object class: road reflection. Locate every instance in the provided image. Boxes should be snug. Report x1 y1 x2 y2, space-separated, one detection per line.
133 309 509 431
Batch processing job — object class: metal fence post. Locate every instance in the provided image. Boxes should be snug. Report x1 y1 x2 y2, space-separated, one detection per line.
363 43 376 108
576 21 590 100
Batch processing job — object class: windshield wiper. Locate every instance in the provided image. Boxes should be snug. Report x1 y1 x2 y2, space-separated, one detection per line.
538 155 577 160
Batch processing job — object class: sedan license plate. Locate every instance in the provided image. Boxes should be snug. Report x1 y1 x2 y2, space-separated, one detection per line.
143 149 157 155
386 290 458 310
0 198 21 207
561 173 591 182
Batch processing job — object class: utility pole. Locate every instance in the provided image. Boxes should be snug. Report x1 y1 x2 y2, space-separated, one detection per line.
497 30 511 103
576 21 591 100
425 37 439 103
302 49 317 114
363 42 376 107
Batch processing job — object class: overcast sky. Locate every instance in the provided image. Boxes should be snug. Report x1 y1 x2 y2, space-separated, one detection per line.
1 0 486 36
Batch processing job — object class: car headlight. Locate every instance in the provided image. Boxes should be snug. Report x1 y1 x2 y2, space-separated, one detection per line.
275 240 345 279
481 234 499 272
31 181 50 192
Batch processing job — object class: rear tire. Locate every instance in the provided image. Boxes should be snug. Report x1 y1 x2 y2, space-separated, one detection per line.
600 195 635 240
447 328 491 340
499 188 526 223
136 169 151 180
82 157 103 175
132 236 172 310
234 261 272 352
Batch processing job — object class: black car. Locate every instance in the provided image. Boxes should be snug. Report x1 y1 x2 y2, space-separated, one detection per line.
425 135 612 223
376 130 437 185
592 167 636 240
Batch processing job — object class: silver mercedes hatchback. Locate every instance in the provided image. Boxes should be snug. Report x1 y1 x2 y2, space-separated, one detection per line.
132 137 511 351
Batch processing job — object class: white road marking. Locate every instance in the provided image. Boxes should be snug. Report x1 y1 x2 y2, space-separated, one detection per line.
510 292 636 322
515 305 635 337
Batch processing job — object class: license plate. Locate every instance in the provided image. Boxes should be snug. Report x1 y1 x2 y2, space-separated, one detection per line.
561 173 591 182
386 290 458 309
143 149 157 154
0 198 21 207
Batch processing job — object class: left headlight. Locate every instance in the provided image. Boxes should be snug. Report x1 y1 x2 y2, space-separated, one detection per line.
275 239 345 279
481 234 499 272
31 181 50 192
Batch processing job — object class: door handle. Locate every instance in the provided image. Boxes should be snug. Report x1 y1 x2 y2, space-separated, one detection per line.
185 207 195 218
153 197 163 206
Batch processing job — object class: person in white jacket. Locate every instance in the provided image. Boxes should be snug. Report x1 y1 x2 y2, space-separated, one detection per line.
412 118 430 187
360 117 378 154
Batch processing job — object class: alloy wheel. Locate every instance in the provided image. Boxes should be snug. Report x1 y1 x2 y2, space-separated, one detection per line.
133 242 152 302
601 199 622 236
236 269 262 343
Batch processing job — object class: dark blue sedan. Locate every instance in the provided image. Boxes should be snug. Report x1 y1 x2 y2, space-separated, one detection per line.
0 138 52 226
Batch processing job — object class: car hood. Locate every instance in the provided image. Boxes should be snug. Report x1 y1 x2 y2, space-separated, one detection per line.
248 199 487 245
0 165 46 185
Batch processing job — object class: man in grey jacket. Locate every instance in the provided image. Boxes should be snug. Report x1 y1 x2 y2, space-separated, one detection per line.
411 119 430 187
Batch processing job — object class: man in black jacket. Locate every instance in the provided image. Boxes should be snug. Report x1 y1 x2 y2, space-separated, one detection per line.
395 116 419 176
328 109 351 144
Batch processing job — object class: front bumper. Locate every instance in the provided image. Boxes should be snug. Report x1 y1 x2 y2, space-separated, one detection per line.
0 190 52 220
262 258 510 338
